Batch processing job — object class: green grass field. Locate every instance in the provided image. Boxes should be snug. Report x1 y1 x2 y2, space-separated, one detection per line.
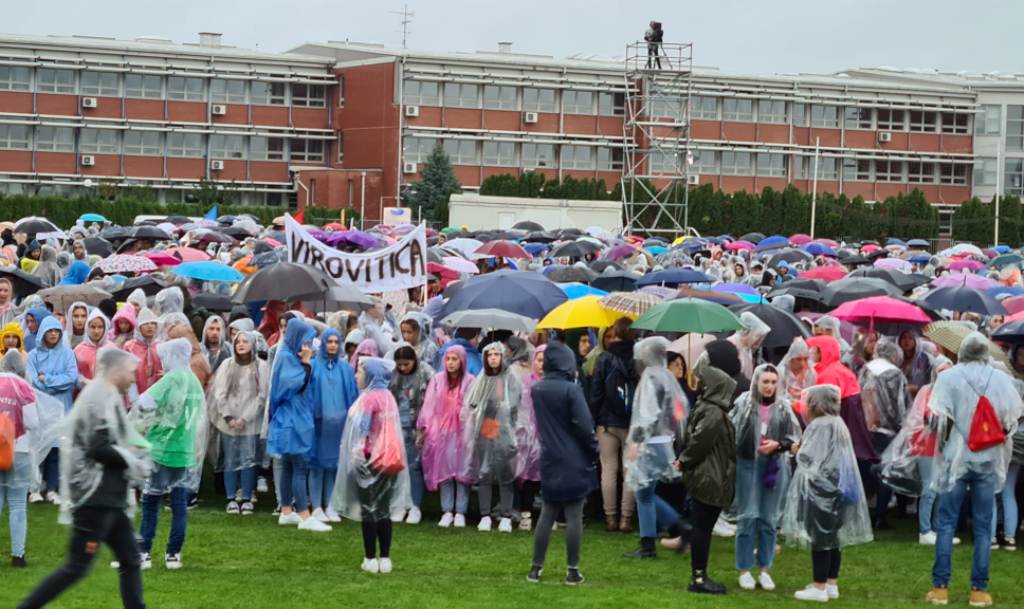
1 497 1020 609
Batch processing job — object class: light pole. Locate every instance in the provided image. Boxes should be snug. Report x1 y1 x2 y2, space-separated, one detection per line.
809 137 820 239
995 141 1003 245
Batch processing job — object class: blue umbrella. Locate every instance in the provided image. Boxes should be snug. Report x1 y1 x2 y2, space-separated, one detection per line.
442 270 567 319
79 213 108 223
906 239 930 248
644 245 669 256
886 238 906 247
523 242 549 256
919 286 1007 315
994 245 1011 254
636 268 713 287
988 286 1024 299
802 242 837 257
908 254 931 264
754 235 788 252
558 282 609 300
676 238 709 253
171 261 245 283
715 282 759 296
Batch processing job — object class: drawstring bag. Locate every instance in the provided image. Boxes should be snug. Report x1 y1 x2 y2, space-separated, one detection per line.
0 413 14 472
369 415 406 476
967 395 1006 452
910 406 937 457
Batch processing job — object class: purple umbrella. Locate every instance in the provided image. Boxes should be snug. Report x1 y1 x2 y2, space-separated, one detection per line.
341 230 380 250
604 244 638 261
715 282 758 296
930 273 996 290
948 259 985 272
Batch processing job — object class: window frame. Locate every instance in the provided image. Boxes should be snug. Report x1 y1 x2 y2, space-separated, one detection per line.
482 141 516 167
722 98 754 122
975 105 1002 136
443 82 480 109
810 105 840 128
291 83 326 108
755 152 786 177
209 78 246 104
908 161 936 184
289 139 324 163
560 144 596 170
123 130 163 156
0 66 31 91
598 91 625 116
692 150 717 175
0 124 31 149
597 147 624 171
562 90 595 115
909 110 937 133
402 80 440 106
79 70 119 97
844 107 873 130
689 95 718 120
124 74 163 99
442 139 480 165
251 81 287 106
874 160 904 182
939 163 968 185
167 76 205 102
78 128 120 154
165 132 205 158
209 134 247 160
34 125 75 152
36 68 76 94
720 151 753 176
522 87 557 113
521 142 557 168
483 85 518 111
404 137 438 164
940 112 969 135
250 136 286 161
757 99 786 124
973 157 998 187
876 109 905 132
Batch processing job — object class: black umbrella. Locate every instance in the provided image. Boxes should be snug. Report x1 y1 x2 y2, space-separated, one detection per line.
111 275 169 300
232 262 333 303
163 215 192 225
550 241 602 259
0 266 45 298
100 226 132 241
131 226 173 241
14 216 59 235
556 228 584 240
739 232 766 244
768 278 825 303
767 249 813 268
82 236 113 257
220 226 253 239
591 270 640 293
441 270 567 319
848 267 928 292
589 260 623 274
513 220 545 231
524 231 557 243
838 254 871 267
729 302 810 356
820 277 902 307
192 292 234 312
546 265 598 284
919 287 1007 316
252 241 276 255
992 319 1024 345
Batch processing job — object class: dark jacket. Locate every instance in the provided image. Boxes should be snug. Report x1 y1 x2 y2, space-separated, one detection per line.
679 365 737 508
532 342 599 503
590 340 637 428
705 339 750 399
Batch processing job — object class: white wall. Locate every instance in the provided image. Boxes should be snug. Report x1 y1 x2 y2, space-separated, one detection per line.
449 193 623 232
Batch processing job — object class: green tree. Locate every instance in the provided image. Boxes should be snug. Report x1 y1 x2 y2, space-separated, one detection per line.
405 143 461 224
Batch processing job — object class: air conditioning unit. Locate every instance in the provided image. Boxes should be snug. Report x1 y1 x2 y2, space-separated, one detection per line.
211 104 227 116
403 162 418 174
81 97 98 108
524 111 539 124
404 105 420 118
80 155 96 167
687 174 700 185
878 131 892 143
210 160 225 171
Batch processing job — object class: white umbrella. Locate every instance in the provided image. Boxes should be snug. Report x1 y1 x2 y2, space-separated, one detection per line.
441 256 479 274
441 308 537 333
443 238 486 259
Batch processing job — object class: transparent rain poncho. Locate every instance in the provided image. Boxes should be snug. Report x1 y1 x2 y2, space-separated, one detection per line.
858 339 912 436
463 342 521 485
153 286 184 318
331 358 412 521
778 338 817 405
0 373 52 491
205 331 269 473
780 384 873 550
728 311 771 379
926 332 1023 494
624 336 688 492
514 345 544 483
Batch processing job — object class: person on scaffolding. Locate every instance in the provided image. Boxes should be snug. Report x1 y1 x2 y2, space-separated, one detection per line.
645 21 664 69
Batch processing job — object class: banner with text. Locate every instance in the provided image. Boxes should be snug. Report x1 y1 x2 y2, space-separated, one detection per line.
285 214 428 293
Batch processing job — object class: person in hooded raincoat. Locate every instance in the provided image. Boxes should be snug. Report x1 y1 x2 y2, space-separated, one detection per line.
30 245 62 288
63 301 90 350
813 316 851 358
621 336 688 559
399 312 439 368
134 337 206 570
731 364 802 591
514 344 544 531
332 357 412 575
416 344 475 528
206 331 268 516
464 342 521 532
728 312 771 380
200 315 231 373
123 307 162 395
897 329 933 398
73 308 109 382
359 301 399 355
26 316 78 502
350 338 380 370
126 288 147 316
0 370 40 568
308 328 358 523
780 383 872 602
1 321 25 355
925 332 1023 606
107 304 137 348
58 260 90 286
0 278 17 327
389 343 433 525
163 313 212 390
15 348 151 609
21 307 50 353
778 337 816 413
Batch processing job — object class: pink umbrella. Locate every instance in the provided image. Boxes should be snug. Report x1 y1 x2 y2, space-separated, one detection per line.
874 257 912 272
800 266 848 281
604 244 638 261
789 233 812 246
814 238 840 249
931 273 996 290
261 238 282 247
949 259 984 272
832 296 933 326
1002 295 1024 315
441 256 480 274
143 252 181 266
861 244 881 254
167 247 211 262
726 240 755 251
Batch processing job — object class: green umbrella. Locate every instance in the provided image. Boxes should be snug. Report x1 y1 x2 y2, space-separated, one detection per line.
631 298 743 334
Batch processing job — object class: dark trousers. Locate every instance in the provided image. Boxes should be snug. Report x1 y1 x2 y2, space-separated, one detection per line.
811 548 842 583
690 498 723 574
17 507 145 609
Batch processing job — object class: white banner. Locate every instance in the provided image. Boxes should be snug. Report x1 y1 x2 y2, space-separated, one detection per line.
285 214 428 293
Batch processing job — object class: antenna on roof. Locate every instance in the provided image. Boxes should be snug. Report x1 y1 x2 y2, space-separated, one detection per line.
391 4 414 49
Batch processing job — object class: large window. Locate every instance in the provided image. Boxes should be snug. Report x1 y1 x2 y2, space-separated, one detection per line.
844 107 873 130
875 160 903 182
560 145 595 169
689 95 718 120
757 100 786 124
483 141 516 166
598 92 624 116
167 76 204 101
940 112 969 134
79 71 118 96
649 97 683 120
720 151 753 176
522 143 556 168
124 131 162 156
791 103 807 127
722 98 754 122
404 137 437 163
909 110 937 133
1006 159 1024 197
974 158 998 186
876 109 905 131
289 139 324 162
1007 106 1024 151
908 161 936 184
402 80 440 106
251 81 287 105
522 88 557 113
442 139 479 164
250 136 285 161
0 125 30 149
975 105 1002 135
443 83 479 108
843 159 872 181
755 153 786 177
35 126 75 152
648 150 679 174
79 128 119 154
939 163 968 185
597 147 624 171
0 66 30 91
483 85 517 110
210 79 246 104
562 90 594 115
36 68 75 94
125 74 162 99
291 84 325 108
810 105 839 128
692 150 718 175
210 134 246 159
166 132 204 157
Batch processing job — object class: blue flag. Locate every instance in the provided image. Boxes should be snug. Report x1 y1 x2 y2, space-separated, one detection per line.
204 205 218 221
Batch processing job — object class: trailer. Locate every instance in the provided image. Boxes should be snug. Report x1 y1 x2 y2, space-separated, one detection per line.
448 193 623 232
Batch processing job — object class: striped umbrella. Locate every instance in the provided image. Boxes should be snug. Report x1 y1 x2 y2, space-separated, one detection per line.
599 291 661 319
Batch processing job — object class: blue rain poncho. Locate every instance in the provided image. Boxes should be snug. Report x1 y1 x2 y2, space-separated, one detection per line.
266 318 316 459
26 316 78 415
310 328 359 470
21 307 51 353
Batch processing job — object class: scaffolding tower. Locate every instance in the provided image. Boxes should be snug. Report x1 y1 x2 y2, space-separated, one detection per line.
621 41 694 236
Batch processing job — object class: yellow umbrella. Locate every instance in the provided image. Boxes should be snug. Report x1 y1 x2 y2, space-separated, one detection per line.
537 295 621 330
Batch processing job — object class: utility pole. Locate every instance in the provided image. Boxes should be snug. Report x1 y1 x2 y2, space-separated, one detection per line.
995 141 1003 245
810 137 820 239
392 4 414 49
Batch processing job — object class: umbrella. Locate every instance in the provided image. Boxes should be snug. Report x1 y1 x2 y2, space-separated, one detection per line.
789 233 813 246
171 261 245 283
604 244 638 261
802 243 836 257
512 220 545 231
632 298 743 334
0 267 45 297
639 285 678 300
729 303 810 351
989 253 1024 269
754 235 789 252
100 226 132 241
636 268 712 288
168 247 212 262
849 267 928 291
558 283 609 300
163 215 192 225
522 243 549 257
38 284 112 310
600 292 661 319
768 278 826 302
906 239 930 249
232 262 334 304
441 270 567 319
546 265 597 284
524 231 557 243
96 254 157 275
677 287 747 305
931 273 997 290
832 296 933 327
943 243 985 258
949 259 985 272
189 230 236 245
78 213 108 223
991 319 1024 344
767 249 813 267
799 266 848 281
143 252 181 266
715 282 759 296
130 226 173 241
536 295 621 330
591 270 640 293
110 275 169 300
82 237 113 257
1001 295 1024 315
440 256 479 274
726 240 755 252
589 260 623 273
14 216 59 235
550 241 602 259
919 286 1007 316
925 320 1010 366
302 285 376 312
192 292 234 312
441 308 538 333
441 238 485 259
739 232 766 244
820 277 902 307
989 286 1024 299
873 257 913 273
475 240 530 259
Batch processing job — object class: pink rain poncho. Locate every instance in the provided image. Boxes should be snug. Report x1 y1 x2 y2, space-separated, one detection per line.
514 345 544 483
416 345 475 491
124 307 163 394
107 304 137 348
73 308 109 381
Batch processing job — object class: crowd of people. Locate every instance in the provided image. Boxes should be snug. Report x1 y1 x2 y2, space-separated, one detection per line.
1 215 1024 608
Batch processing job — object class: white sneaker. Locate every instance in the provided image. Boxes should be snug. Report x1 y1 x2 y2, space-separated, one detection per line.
312 507 330 523
919 531 938 545
361 558 379 574
165 553 182 570
405 506 422 525
498 517 513 533
226 501 240 515
325 507 342 523
826 584 839 600
298 517 332 532
738 571 757 590
713 517 736 538
45 491 59 504
453 513 466 528
759 572 776 591
478 516 493 531
28 492 44 504
278 512 302 526
438 512 454 528
794 585 829 602
379 557 393 574
391 509 406 523
256 477 269 493
139 552 152 570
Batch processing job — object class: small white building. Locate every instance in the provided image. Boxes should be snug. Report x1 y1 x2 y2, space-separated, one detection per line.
448 193 622 232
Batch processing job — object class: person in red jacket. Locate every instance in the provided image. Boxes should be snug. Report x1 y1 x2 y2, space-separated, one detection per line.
123 308 162 396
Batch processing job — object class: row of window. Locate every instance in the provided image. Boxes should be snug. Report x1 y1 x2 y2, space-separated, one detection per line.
0 181 292 206
0 66 327 107
0 124 324 161
977 158 1024 196
403 80 625 115
403 137 624 170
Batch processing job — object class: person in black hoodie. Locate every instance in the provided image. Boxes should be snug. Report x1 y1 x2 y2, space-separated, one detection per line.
704 339 750 399
527 341 598 586
589 317 638 532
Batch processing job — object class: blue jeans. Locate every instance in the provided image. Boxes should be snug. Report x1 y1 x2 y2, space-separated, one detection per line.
1 476 28 557
440 480 469 514
40 448 60 493
140 486 188 555
918 457 937 534
736 517 777 571
224 467 256 502
932 469 997 590
404 427 424 507
308 466 337 510
635 483 680 538
992 463 1020 540
279 455 310 513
